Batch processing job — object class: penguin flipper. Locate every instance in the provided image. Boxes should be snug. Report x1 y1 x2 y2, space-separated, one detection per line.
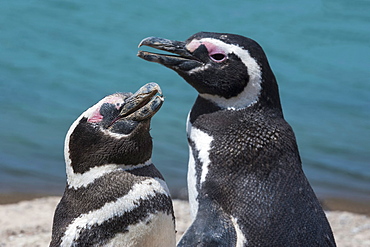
177 202 237 247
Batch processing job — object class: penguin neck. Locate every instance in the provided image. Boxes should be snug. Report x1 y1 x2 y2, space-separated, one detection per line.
189 96 222 124
189 90 284 125
65 159 153 190
258 62 283 112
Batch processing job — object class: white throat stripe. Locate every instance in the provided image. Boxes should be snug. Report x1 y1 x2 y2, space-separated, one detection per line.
66 159 153 190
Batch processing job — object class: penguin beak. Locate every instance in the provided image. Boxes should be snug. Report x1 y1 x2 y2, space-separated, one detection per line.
117 82 164 122
138 37 202 72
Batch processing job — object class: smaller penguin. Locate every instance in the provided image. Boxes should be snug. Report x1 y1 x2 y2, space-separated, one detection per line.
50 83 176 247
138 32 336 246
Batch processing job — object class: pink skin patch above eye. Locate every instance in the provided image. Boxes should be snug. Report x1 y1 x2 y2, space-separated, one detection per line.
186 40 227 62
186 40 203 52
88 108 104 123
87 95 125 123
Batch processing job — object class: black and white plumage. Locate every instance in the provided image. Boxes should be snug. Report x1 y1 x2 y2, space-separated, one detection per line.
50 83 176 247
138 32 336 246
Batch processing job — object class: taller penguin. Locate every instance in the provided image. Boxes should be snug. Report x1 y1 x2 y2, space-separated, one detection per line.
138 32 336 246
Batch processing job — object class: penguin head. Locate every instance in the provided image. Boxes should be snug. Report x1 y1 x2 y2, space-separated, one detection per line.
138 32 281 110
64 82 164 179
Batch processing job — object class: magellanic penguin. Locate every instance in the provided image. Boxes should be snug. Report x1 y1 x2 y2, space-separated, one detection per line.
138 32 336 246
50 83 176 247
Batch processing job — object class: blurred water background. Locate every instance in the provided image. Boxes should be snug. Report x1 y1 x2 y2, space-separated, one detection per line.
0 1 369 203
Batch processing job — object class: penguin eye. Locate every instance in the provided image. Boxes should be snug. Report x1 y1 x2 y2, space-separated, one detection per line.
210 53 226 62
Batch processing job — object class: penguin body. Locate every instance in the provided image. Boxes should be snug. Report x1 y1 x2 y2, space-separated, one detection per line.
138 33 336 246
50 83 176 247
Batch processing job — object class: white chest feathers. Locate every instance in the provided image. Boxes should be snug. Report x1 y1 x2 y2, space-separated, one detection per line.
103 212 175 247
186 115 214 219
60 177 175 247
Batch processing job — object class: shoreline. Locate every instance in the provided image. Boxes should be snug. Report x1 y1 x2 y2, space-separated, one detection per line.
1 192 370 216
0 196 369 247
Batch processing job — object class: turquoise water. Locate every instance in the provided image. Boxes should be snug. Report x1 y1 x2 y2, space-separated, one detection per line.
0 1 369 201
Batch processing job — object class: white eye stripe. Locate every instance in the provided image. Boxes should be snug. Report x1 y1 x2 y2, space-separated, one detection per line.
194 38 262 109
195 38 262 80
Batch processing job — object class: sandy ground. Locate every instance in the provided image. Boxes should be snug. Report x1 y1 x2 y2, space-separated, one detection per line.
0 197 369 247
